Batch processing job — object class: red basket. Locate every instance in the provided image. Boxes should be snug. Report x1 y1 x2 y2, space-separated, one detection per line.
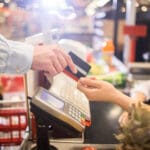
0 108 27 146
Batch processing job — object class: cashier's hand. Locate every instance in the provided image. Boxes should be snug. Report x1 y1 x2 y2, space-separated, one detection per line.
77 77 117 102
31 44 77 76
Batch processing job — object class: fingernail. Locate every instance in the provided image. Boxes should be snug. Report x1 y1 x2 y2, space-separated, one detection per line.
73 67 77 74
90 77 96 80
80 77 84 81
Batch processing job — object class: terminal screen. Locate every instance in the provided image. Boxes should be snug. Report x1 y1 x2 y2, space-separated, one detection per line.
40 90 64 110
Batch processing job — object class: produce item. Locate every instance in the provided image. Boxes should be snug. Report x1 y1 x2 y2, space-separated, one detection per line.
88 72 127 88
88 63 107 75
115 102 150 150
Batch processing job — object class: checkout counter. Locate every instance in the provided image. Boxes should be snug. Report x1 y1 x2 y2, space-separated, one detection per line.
20 66 150 150
19 100 122 150
21 66 124 150
22 35 149 150
20 68 150 150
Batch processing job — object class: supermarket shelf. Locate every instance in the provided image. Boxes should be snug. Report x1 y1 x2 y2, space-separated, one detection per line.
0 109 27 116
0 100 25 105
0 124 27 131
0 138 22 145
0 108 27 146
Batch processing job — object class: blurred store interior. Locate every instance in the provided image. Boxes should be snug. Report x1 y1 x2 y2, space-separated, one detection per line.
0 0 150 150
0 0 150 61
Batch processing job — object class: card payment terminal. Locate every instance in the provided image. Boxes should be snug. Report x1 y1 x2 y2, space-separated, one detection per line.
32 87 91 133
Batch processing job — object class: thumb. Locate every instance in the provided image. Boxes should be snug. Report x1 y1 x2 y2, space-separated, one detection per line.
77 82 90 94
77 80 98 100
78 77 100 88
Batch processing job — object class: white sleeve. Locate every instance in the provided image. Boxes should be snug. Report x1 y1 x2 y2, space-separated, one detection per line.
0 35 33 74
131 80 150 101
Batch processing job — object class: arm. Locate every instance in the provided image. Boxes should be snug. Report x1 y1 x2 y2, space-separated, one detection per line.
77 77 133 111
0 35 33 74
0 35 76 75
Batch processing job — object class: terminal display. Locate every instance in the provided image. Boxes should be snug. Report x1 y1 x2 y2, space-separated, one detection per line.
40 90 64 110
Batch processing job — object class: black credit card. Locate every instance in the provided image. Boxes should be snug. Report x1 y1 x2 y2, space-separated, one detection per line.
64 51 91 81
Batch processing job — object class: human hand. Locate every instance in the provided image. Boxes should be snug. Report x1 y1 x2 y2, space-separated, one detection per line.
77 77 118 102
31 44 77 76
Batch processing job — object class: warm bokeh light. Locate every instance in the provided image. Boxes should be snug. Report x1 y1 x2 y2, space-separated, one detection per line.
141 6 148 12
41 0 67 9
4 0 10 3
0 3 4 8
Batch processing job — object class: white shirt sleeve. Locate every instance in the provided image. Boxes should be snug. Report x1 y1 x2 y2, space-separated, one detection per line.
0 35 34 74
131 80 150 101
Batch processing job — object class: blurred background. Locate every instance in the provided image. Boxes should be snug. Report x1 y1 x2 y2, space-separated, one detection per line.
0 0 149 62
0 0 150 149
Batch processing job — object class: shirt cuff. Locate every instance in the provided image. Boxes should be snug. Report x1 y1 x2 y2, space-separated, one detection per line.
6 40 34 74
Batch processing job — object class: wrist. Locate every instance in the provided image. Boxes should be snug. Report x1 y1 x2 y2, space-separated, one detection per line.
108 88 121 103
110 89 132 111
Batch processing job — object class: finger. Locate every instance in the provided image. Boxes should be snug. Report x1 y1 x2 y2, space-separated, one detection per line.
77 82 97 100
77 81 97 92
78 78 101 88
67 56 77 73
47 65 58 76
56 52 68 69
60 51 77 74
89 77 96 80
77 82 89 93
52 57 64 73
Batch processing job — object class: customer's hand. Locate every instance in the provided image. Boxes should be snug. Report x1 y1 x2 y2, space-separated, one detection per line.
31 44 77 76
77 77 118 102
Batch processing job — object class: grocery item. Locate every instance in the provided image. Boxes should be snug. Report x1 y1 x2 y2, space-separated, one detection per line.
88 63 107 75
88 72 127 88
115 102 150 150
102 40 115 66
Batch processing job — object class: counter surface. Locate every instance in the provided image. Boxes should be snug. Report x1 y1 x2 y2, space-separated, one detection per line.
25 141 116 150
